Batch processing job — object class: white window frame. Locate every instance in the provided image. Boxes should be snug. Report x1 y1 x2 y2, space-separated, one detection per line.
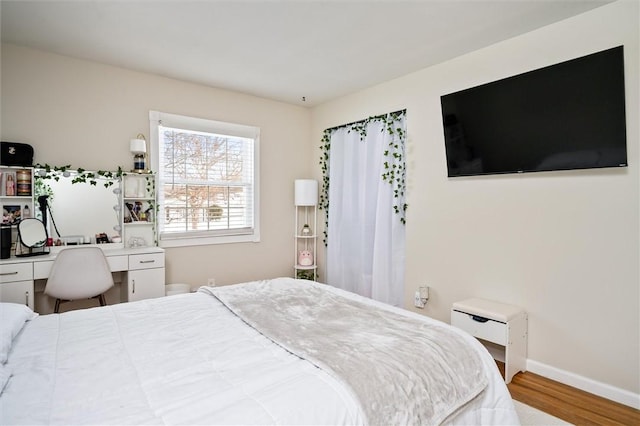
149 110 260 247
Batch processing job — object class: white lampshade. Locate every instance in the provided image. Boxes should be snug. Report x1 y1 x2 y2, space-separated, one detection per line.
295 179 318 206
130 138 147 154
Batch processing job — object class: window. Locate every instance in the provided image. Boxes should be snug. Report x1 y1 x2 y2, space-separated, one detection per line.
150 111 260 247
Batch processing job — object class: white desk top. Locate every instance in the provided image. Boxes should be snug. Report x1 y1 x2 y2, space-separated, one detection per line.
0 245 164 265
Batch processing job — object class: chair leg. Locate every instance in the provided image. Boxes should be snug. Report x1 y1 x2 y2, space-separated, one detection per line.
54 299 61 313
98 294 106 306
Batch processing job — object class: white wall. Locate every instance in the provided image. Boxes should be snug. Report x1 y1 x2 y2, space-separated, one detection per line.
312 0 639 403
1 43 311 287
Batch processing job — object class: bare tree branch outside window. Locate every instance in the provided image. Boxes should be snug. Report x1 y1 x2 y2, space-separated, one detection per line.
159 127 254 234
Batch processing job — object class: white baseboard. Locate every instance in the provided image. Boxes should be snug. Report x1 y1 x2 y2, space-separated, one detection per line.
527 359 640 410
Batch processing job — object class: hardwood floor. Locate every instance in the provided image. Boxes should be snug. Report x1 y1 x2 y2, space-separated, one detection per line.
496 362 640 425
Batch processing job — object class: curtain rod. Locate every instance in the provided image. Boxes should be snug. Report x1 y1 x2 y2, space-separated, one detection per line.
324 109 406 133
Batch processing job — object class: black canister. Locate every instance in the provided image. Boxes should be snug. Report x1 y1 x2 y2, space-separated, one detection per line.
1 225 12 259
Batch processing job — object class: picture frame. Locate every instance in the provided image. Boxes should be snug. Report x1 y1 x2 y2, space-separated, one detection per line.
2 205 21 224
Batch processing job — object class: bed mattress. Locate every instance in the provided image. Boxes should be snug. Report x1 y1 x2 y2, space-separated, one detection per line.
0 278 519 425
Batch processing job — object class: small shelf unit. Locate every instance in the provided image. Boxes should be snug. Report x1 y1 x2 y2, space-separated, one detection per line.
122 173 157 248
1 166 35 257
294 204 318 281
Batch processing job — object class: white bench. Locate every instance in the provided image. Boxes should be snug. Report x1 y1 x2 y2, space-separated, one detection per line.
451 298 527 383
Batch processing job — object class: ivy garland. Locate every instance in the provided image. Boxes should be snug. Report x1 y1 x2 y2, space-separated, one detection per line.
319 110 407 245
34 164 125 187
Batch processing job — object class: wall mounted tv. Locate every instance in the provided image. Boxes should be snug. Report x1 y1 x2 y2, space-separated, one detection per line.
440 46 627 177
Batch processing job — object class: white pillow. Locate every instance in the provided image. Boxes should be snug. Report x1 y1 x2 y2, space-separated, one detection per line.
0 303 38 364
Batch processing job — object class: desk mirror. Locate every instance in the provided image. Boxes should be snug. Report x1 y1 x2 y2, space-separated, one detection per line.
16 218 49 257
17 218 47 247
35 169 122 245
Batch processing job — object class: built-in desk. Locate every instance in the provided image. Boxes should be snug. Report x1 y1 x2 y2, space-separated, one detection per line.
0 246 165 313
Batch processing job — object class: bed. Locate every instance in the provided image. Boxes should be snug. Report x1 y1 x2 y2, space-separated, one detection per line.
1 277 519 425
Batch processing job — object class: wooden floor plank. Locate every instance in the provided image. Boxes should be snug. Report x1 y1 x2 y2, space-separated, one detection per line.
496 361 640 425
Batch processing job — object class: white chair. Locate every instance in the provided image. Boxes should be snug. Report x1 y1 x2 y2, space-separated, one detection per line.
44 247 114 313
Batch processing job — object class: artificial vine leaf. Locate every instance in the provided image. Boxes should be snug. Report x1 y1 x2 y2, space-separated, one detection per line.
319 110 407 246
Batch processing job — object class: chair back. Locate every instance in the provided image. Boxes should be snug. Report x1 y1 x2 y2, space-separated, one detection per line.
44 247 114 301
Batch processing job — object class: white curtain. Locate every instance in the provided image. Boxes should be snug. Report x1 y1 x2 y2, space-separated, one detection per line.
326 115 406 306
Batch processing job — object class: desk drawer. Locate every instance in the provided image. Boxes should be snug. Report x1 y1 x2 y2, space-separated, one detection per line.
451 310 507 346
129 253 164 270
33 261 54 280
0 262 33 283
107 255 128 272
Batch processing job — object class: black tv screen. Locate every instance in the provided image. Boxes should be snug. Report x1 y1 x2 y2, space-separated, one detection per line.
440 46 627 177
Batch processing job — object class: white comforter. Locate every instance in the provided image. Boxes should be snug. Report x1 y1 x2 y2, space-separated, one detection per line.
1 278 519 425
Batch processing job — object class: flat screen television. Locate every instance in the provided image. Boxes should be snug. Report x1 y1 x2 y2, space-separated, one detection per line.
440 46 627 177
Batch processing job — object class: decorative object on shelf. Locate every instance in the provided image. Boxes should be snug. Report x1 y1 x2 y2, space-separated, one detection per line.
2 205 21 224
130 134 147 173
16 169 31 196
0 141 34 167
5 172 15 196
301 224 311 236
298 249 313 266
128 236 147 248
95 233 110 244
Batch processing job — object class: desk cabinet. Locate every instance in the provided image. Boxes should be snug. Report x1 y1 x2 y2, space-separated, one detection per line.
0 262 34 309
125 252 165 302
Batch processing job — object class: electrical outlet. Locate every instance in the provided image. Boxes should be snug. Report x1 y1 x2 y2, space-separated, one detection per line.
419 286 429 301
414 290 425 309
207 278 216 286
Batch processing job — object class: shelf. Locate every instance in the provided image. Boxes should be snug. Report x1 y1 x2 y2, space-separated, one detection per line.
122 173 157 247
1 167 34 228
294 203 318 281
124 197 154 201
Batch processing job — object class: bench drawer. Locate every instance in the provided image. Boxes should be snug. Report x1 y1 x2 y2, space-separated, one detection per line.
451 310 507 346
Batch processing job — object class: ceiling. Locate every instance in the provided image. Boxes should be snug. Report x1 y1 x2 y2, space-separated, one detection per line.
1 0 612 107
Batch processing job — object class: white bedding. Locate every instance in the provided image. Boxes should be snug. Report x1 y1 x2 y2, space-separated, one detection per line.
0 278 519 425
